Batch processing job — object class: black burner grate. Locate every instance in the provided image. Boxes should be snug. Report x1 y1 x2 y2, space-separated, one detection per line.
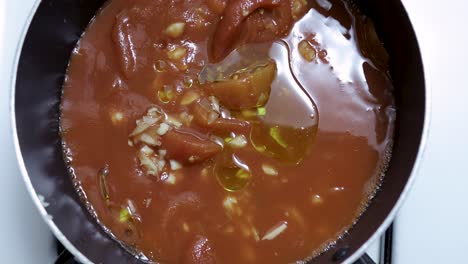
55 224 393 264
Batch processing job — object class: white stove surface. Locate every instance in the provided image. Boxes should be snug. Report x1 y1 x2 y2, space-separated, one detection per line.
1 0 467 263
0 0 56 263
392 0 468 263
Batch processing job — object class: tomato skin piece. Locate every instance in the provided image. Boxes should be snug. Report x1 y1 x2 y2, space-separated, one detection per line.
161 128 222 164
211 0 293 61
207 61 276 110
192 102 251 135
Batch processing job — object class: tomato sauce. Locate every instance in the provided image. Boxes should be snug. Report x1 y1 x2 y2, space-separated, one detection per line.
60 0 395 263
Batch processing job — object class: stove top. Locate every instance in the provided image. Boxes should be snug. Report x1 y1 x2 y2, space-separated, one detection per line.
52 231 390 264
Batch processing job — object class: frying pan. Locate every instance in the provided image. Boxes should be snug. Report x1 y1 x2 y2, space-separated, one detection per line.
10 0 429 263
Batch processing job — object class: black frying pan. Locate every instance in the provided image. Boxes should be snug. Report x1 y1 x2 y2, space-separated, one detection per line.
12 0 428 263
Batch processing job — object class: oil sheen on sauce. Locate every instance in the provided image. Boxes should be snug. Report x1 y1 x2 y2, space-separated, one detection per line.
60 0 395 263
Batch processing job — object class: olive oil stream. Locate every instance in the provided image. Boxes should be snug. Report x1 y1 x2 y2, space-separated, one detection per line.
202 42 319 191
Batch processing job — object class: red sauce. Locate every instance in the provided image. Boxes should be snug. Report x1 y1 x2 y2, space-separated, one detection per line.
60 0 395 263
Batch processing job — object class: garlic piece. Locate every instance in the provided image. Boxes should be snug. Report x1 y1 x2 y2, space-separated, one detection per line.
180 91 200 105
298 40 316 62
170 160 182 171
227 135 248 148
165 22 185 38
156 123 170 136
262 164 278 176
311 194 323 204
165 173 177 185
111 111 124 124
167 46 187 61
262 221 288 241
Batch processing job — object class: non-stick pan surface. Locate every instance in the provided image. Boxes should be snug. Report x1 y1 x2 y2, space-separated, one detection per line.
12 0 427 263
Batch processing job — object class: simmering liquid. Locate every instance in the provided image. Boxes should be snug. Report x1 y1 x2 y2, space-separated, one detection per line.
60 0 395 263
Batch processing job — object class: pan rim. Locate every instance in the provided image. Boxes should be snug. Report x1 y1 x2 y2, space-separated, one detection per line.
8 0 94 263
8 0 431 263
340 2 433 262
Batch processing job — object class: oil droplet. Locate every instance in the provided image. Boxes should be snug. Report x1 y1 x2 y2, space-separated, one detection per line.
153 60 167 72
216 154 251 192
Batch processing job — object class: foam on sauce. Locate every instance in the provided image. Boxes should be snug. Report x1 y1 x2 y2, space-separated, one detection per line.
60 0 395 263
